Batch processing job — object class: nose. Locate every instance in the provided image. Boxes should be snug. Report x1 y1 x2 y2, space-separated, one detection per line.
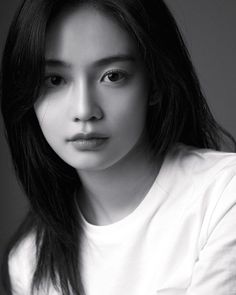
71 79 103 122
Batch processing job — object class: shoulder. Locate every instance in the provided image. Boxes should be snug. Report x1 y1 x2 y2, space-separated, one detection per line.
163 143 236 188
160 144 236 243
155 144 236 256
173 143 236 170
8 232 37 294
159 143 236 227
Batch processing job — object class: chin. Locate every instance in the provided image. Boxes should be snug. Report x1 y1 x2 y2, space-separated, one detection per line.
65 155 114 172
69 153 128 173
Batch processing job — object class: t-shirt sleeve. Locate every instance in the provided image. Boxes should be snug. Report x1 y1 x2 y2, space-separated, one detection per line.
8 253 28 295
8 235 36 295
187 175 236 294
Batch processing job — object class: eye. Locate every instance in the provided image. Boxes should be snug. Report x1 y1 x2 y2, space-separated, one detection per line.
101 70 127 83
44 75 66 88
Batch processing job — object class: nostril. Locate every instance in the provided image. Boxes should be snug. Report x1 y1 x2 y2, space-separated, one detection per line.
91 115 102 121
73 114 102 122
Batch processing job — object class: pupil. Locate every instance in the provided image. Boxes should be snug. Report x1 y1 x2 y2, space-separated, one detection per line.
108 73 119 82
51 76 61 85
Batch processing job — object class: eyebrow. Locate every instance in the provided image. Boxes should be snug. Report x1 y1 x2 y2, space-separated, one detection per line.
45 54 137 68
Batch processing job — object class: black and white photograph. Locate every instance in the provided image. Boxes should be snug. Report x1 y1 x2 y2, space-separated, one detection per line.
0 0 236 294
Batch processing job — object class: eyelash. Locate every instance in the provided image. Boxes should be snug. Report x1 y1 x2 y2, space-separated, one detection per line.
101 69 128 83
43 69 129 89
44 74 66 88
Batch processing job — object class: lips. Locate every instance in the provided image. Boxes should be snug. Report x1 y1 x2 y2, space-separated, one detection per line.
68 133 109 151
68 132 108 141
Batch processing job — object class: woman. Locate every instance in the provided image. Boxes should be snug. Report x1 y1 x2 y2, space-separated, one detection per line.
1 0 236 294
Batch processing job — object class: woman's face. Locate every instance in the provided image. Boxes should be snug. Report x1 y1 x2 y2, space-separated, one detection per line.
34 5 150 171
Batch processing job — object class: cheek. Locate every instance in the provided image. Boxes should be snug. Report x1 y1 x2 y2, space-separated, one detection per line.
34 98 62 140
35 87 70 116
104 83 149 134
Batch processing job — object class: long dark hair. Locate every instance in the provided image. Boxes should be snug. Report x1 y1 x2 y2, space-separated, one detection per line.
1 0 235 294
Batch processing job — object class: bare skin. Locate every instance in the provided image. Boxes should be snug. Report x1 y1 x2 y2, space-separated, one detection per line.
35 6 163 226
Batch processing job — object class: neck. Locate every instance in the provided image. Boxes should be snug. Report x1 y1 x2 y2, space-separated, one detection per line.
77 144 163 226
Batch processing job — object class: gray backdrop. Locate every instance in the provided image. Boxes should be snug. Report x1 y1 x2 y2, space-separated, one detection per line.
0 0 236 294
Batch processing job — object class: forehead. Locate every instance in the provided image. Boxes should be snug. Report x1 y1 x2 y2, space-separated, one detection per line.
45 5 140 65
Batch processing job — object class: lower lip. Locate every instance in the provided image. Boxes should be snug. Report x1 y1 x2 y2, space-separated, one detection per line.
70 138 108 151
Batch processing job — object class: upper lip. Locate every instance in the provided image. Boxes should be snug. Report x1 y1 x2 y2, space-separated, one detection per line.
68 133 109 141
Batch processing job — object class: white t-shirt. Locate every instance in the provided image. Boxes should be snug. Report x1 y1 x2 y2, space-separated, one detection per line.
9 144 236 294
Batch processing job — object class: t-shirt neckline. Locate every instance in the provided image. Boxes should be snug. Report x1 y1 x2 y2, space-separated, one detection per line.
78 146 175 239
